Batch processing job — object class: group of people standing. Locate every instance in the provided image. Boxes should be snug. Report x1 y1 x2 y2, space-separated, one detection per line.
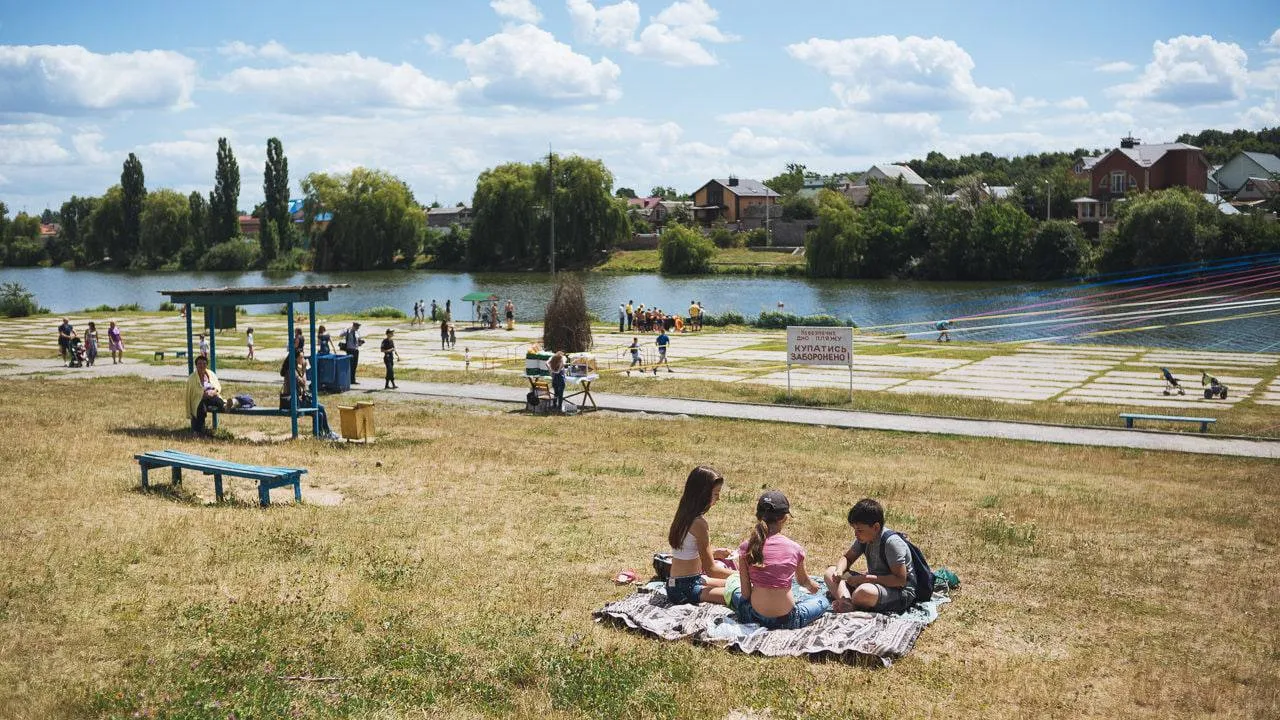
56 318 124 366
665 466 923 630
618 300 705 334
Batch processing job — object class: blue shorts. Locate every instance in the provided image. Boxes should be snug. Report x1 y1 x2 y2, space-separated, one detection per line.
666 574 706 605
730 588 831 630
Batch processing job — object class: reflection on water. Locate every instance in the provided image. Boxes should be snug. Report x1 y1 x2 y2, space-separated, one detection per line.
1 267 1276 352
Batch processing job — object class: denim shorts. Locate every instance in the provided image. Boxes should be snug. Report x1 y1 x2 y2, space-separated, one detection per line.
730 589 831 630
666 574 706 605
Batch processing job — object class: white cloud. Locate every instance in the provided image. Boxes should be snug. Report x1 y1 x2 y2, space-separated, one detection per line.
217 42 456 113
720 106 941 158
0 123 72 165
786 35 1015 117
0 45 196 115
70 131 111 164
1110 35 1248 106
452 24 621 106
1057 96 1089 110
1095 61 1135 73
423 34 446 54
726 128 813 158
1241 99 1280 128
1251 59 1280 90
491 0 543 24
1265 29 1280 53
567 0 640 48
567 0 735 66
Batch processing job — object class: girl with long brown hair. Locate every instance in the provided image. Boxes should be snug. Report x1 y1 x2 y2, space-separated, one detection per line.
665 466 734 604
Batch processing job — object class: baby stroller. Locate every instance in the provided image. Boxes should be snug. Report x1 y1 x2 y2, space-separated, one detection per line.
67 337 87 368
1201 371 1229 399
1160 367 1185 396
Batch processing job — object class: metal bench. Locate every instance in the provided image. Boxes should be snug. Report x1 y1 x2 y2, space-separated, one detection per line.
1119 413 1217 433
135 449 307 506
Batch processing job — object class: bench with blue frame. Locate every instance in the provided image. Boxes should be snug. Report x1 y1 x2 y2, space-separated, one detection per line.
1119 413 1217 433
135 449 307 506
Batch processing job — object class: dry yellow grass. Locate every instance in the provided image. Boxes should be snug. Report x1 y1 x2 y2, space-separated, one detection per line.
0 375 1276 719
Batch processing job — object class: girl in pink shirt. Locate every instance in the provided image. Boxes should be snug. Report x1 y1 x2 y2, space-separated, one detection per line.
730 490 830 630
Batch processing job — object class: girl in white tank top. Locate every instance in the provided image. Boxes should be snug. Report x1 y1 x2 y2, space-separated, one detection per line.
665 466 735 604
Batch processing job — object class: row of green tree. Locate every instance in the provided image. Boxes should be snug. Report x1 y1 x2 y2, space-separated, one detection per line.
793 183 1280 281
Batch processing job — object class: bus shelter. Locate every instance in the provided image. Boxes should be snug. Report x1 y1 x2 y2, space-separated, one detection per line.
159 284 350 438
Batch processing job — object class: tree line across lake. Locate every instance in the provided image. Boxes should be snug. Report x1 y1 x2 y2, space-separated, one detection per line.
1 127 1278 279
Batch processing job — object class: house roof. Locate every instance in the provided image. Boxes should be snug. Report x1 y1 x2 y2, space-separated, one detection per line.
1108 142 1203 168
428 206 471 216
704 178 779 197
1204 193 1240 215
985 185 1014 199
1078 156 1102 170
1241 151 1280 175
865 164 930 187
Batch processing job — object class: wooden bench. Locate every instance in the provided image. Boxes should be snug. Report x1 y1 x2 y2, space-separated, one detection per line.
135 449 307 506
1119 413 1217 433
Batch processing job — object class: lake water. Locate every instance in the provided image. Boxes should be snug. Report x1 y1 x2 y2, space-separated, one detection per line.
2 267 1277 352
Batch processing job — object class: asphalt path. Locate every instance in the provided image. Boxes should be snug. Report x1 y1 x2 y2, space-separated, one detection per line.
3 358 1278 460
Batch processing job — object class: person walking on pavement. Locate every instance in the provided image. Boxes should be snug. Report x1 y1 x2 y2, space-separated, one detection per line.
654 328 673 374
440 319 450 350
341 321 362 384
381 328 400 389
619 303 626 333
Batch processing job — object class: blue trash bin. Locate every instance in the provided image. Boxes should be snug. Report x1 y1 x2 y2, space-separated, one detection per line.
317 354 351 392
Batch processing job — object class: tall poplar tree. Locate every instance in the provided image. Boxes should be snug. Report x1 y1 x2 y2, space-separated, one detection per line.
120 153 146 266
188 191 209 258
262 137 293 257
210 138 241 245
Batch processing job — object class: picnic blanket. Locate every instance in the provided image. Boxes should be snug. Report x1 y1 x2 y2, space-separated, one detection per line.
594 580 950 666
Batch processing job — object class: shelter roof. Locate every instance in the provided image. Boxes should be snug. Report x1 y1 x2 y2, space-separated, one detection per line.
461 291 499 301
159 284 350 306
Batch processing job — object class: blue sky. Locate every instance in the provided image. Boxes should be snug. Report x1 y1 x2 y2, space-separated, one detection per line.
1 0 1278 213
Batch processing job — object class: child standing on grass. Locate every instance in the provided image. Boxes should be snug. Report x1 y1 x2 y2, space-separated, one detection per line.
246 326 255 359
729 490 830 629
665 466 735 604
464 347 471 372
449 323 457 349
824 498 917 613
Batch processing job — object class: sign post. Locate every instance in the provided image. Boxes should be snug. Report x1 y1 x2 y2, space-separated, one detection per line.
786 326 855 401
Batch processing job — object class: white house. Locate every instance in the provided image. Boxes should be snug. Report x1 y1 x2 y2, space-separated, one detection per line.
1214 151 1280 194
856 164 931 191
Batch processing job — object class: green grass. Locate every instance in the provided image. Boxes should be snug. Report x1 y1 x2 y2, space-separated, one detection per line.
1 375 1277 718
595 248 805 275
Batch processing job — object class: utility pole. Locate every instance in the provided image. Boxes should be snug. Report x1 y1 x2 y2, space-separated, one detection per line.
1046 180 1053 221
548 145 556 275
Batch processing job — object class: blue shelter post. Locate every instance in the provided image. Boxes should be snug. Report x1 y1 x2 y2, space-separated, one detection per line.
287 303 298 439
206 307 218 430
185 304 194 375
309 302 319 438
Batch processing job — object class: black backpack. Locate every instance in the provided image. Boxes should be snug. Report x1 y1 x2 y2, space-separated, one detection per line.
878 530 935 603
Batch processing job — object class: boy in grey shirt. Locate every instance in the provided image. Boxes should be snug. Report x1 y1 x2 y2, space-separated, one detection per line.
824 498 917 613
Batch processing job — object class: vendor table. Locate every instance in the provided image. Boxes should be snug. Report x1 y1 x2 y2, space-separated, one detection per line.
525 373 599 410
564 373 599 409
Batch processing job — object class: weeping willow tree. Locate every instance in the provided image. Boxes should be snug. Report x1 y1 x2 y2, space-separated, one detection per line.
542 274 592 353
470 154 629 270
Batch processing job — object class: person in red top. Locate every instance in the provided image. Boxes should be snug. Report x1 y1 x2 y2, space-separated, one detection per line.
729 490 830 630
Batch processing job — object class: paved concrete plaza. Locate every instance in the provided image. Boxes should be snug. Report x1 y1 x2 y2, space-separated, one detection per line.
6 314 1278 412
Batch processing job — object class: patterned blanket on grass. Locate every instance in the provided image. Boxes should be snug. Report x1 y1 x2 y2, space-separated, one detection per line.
594 582 949 666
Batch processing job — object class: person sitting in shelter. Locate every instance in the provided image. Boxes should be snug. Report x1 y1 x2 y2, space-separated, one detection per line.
186 355 226 435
